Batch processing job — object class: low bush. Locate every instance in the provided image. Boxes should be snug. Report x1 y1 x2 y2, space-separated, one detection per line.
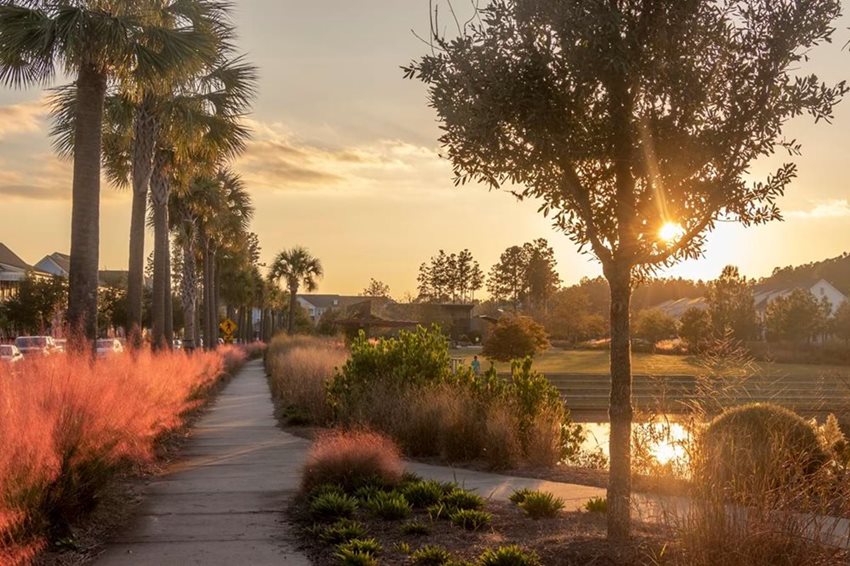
400 520 431 536
266 334 347 425
402 480 444 508
0 347 245 563
301 429 403 493
365 491 411 520
517 491 564 519
319 519 367 544
508 488 533 505
337 537 382 556
309 492 358 522
478 545 541 566
584 497 607 514
442 489 484 511
411 544 453 565
449 509 492 530
426 503 451 521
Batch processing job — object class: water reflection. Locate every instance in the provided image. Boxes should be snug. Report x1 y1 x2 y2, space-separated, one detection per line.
577 420 691 473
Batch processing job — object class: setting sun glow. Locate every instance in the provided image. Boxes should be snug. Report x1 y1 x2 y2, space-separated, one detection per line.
659 222 685 243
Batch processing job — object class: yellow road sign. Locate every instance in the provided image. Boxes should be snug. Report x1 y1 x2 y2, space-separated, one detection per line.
219 318 237 336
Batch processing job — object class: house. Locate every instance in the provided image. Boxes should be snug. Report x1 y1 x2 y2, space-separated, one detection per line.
0 243 53 301
296 295 385 322
753 278 847 316
655 297 709 320
34 251 71 277
35 252 139 289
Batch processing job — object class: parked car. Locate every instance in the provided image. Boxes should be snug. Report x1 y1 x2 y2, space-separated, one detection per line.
14 336 58 356
96 339 124 357
0 344 24 363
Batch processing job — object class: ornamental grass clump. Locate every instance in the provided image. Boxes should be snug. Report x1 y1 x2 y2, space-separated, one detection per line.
402 480 444 508
449 509 492 531
301 429 403 493
309 492 358 522
516 491 564 519
478 545 541 566
0 347 245 563
365 491 412 521
411 544 453 565
266 334 347 425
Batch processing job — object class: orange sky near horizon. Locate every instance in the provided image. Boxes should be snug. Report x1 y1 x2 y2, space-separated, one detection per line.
1 1 848 297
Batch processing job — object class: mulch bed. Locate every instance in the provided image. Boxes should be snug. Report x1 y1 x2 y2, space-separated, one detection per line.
288 495 679 566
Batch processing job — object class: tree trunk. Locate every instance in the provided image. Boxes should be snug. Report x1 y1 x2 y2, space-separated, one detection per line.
67 63 107 350
150 150 169 351
607 266 633 541
180 228 197 351
164 233 174 346
206 247 218 349
202 239 212 350
288 284 298 334
127 98 157 348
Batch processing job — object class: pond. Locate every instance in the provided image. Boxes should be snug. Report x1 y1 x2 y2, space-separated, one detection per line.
576 420 692 470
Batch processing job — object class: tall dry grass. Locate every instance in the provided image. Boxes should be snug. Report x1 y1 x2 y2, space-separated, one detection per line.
0 346 246 565
265 334 348 425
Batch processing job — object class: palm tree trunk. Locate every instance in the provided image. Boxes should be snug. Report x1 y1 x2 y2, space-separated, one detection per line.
180 228 197 351
606 266 633 541
202 238 212 350
127 97 157 348
68 63 107 349
164 232 174 346
288 284 298 334
150 150 169 351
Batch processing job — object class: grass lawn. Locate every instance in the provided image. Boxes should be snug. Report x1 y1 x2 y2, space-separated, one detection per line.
451 348 850 379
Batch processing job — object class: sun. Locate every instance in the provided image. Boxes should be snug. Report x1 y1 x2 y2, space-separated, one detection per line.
658 222 684 243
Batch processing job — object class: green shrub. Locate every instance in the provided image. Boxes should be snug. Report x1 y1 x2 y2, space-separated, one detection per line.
411 544 453 565
333 549 377 566
309 492 358 521
482 315 550 362
584 496 607 513
309 483 346 500
478 545 541 566
426 502 451 521
402 480 444 508
698 403 827 500
320 519 367 544
442 489 484 510
517 491 564 519
337 538 382 556
353 484 383 503
449 508 492 530
366 490 412 520
401 519 432 536
508 488 533 505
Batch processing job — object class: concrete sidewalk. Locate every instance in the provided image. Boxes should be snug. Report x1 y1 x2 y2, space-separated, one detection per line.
406 462 606 512
95 359 311 565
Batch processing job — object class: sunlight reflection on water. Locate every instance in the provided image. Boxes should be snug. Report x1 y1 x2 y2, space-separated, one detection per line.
578 420 691 467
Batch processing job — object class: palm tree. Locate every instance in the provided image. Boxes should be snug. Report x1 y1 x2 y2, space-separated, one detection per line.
172 168 253 349
0 0 215 349
147 55 255 348
269 247 324 334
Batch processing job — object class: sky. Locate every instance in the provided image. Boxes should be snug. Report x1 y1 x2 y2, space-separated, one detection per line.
1 1 849 297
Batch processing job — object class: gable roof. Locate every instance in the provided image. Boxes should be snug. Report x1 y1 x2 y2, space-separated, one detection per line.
47 252 70 274
0 243 30 271
297 295 377 310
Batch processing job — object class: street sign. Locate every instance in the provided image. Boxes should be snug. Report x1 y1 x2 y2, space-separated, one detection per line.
219 318 237 337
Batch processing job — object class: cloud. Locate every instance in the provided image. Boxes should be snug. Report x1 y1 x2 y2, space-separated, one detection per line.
0 99 48 139
235 119 447 195
786 199 850 219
